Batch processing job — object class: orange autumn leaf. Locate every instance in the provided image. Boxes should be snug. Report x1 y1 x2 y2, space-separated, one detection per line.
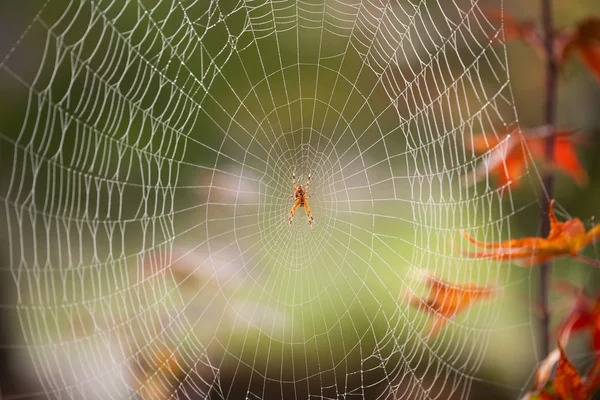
466 132 528 188
528 135 589 187
484 10 543 52
407 274 496 336
466 128 588 189
462 200 600 268
557 18 600 83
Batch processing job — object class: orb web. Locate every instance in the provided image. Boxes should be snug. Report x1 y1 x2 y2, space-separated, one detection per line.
0 0 533 399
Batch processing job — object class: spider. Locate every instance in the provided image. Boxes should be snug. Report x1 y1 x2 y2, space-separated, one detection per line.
289 170 314 227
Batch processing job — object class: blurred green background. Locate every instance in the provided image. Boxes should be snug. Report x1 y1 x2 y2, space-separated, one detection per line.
0 0 599 399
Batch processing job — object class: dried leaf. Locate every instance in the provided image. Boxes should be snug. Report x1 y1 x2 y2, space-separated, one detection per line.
484 10 543 51
462 200 600 268
407 273 496 336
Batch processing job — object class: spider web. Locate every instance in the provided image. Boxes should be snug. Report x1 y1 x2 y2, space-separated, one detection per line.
0 0 539 399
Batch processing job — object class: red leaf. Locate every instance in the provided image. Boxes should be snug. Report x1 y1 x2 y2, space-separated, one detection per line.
577 44 600 83
528 135 589 186
593 306 600 355
554 343 587 400
558 18 600 84
528 326 600 399
466 128 588 189
538 392 557 400
558 295 595 338
556 289 600 375
484 10 543 51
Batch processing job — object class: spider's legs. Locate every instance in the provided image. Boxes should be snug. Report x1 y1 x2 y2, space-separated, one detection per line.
289 200 301 225
291 170 297 199
305 172 311 193
304 202 314 227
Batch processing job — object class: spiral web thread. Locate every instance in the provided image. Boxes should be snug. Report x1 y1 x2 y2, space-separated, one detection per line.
0 0 535 399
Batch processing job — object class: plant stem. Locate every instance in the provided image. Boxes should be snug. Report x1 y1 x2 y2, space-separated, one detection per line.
538 0 557 358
